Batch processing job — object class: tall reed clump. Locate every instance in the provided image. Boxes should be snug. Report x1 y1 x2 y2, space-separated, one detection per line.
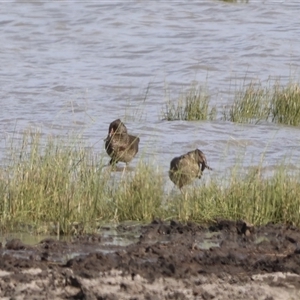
0 131 165 233
111 162 164 222
163 84 217 121
271 82 300 126
171 164 300 226
222 81 271 123
223 80 300 126
0 131 114 233
2 130 300 231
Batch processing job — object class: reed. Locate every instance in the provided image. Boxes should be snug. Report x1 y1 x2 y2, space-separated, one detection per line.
173 164 300 226
163 84 217 121
271 82 300 126
163 79 300 126
222 81 271 124
111 162 165 222
0 131 165 233
223 80 300 126
1 131 111 233
1 130 300 234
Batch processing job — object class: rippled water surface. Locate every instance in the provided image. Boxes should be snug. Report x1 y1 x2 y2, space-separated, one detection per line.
1 1 300 185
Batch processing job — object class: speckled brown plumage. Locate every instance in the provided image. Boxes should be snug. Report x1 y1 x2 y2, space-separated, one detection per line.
169 149 212 189
105 119 140 166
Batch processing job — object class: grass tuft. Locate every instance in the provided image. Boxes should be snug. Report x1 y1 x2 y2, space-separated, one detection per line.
112 162 164 222
0 131 165 234
222 81 270 124
174 164 300 226
271 82 300 126
1 129 300 234
163 84 217 121
1 131 112 233
163 79 300 126
223 80 300 126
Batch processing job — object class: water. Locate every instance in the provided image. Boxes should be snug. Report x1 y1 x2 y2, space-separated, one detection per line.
1 1 300 189
0 223 221 263
0 224 141 263
0 232 50 246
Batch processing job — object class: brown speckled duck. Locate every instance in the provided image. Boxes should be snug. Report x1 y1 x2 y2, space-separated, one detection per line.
169 149 212 189
105 119 140 166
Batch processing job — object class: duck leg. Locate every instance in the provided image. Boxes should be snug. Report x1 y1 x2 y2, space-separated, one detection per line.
179 187 188 220
109 158 118 165
109 158 119 171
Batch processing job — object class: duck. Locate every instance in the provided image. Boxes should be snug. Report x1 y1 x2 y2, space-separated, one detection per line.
105 119 140 166
169 149 212 189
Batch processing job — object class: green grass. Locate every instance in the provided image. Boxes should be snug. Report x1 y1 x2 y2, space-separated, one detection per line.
111 162 164 222
1 130 300 234
0 131 165 234
163 84 217 121
174 165 300 226
222 80 300 126
163 80 300 126
222 81 271 124
271 82 300 126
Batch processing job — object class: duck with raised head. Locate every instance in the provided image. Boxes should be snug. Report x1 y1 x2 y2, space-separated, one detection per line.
105 119 140 166
169 149 212 189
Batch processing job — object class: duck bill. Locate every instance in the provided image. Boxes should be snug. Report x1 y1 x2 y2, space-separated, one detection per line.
104 129 114 141
109 129 114 137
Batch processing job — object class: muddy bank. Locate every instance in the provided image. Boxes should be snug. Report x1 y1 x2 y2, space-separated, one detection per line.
1 219 300 299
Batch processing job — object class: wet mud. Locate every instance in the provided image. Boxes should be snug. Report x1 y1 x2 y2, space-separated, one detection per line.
1 219 300 299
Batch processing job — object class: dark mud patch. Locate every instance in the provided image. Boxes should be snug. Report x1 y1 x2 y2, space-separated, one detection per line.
1 219 300 299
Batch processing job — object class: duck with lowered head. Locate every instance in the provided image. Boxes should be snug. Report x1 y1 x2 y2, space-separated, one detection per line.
169 149 212 189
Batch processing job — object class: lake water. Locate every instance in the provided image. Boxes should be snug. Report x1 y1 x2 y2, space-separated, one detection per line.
1 1 300 190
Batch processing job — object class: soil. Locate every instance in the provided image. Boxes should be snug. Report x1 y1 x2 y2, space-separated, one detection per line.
1 219 300 299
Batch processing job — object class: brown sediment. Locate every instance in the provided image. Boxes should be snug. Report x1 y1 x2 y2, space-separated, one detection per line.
1 219 300 299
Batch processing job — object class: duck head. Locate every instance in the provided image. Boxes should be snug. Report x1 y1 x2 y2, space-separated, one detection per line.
105 119 128 141
194 148 212 171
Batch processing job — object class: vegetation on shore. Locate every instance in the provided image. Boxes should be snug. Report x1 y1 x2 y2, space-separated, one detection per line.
1 77 300 234
1 131 300 234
